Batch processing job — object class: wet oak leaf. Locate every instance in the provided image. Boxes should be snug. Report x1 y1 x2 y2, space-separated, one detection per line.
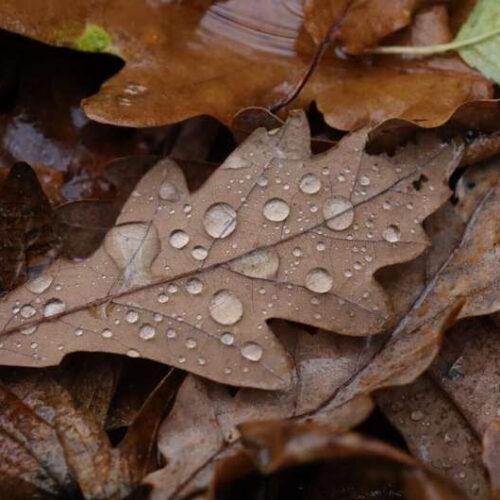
0 0 492 130
0 113 458 390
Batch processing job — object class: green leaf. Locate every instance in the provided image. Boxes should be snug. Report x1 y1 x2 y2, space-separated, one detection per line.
456 0 500 84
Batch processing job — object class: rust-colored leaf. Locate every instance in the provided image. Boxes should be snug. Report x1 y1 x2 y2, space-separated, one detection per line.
0 1 492 130
0 113 458 390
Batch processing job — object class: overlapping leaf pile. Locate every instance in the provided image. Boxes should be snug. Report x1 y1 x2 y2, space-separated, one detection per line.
2 1 500 500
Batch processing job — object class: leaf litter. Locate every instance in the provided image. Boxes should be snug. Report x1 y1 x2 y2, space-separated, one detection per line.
2 3 500 500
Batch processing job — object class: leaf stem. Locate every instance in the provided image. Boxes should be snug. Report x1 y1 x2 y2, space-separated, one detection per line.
365 26 500 55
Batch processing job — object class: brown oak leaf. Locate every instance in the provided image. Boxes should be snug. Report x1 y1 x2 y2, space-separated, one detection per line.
0 112 458 390
0 1 491 130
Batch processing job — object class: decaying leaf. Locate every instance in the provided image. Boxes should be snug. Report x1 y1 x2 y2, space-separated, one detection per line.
0 112 459 391
209 421 468 500
0 366 182 500
0 163 60 293
0 1 492 130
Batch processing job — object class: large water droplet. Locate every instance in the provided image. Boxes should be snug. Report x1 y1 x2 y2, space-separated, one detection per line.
20 304 36 319
139 324 156 340
26 275 53 294
209 289 243 325
159 181 180 201
241 342 263 362
263 198 290 222
382 224 401 243
203 203 237 239
305 268 333 294
299 173 321 194
229 248 279 278
323 196 354 231
42 299 66 317
169 230 190 249
186 278 203 295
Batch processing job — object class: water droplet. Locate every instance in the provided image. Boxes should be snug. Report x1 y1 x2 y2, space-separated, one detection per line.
127 349 141 358
323 196 354 231
158 293 169 303
178 356 186 364
167 328 177 339
198 356 206 366
26 275 53 294
382 224 401 243
359 175 370 186
382 200 391 210
20 304 36 319
139 324 156 340
167 283 178 294
192 246 208 260
21 325 37 335
186 338 197 349
305 268 333 294
221 332 235 345
410 410 424 421
186 278 203 295
75 328 84 336
209 290 243 325
169 230 190 249
299 173 321 194
124 81 147 95
241 342 263 362
293 247 303 257
229 248 279 278
101 329 113 339
42 299 66 317
159 181 180 201
257 176 268 187
263 198 290 222
203 203 237 239
126 310 139 324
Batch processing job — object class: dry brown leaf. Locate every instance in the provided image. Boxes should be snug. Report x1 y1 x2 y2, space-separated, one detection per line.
483 419 500 500
0 163 60 293
377 318 499 500
0 1 491 130
0 112 457 390
0 367 181 500
209 420 468 500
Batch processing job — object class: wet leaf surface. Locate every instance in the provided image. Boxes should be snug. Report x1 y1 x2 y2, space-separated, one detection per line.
0 112 459 390
0 1 492 130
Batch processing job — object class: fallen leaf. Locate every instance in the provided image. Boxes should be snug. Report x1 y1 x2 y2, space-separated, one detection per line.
456 0 500 84
377 317 498 500
483 418 500 499
0 1 492 130
210 420 468 500
0 163 60 293
0 366 182 500
0 112 459 390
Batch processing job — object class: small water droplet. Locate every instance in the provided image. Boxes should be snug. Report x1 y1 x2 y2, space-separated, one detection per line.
167 283 178 294
159 181 180 201
101 329 113 339
26 275 53 294
382 224 401 243
186 278 203 295
323 196 354 231
410 410 424 421
158 293 169 303
221 332 235 345
209 289 243 325
198 356 206 366
127 348 141 358
203 203 237 239
21 325 37 335
139 324 156 340
126 310 139 323
169 230 190 249
20 304 36 319
43 299 66 317
75 328 84 336
263 198 290 222
229 248 279 278
241 342 263 362
359 175 371 186
305 268 333 294
167 328 177 339
192 246 208 260
186 338 197 349
299 173 321 194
